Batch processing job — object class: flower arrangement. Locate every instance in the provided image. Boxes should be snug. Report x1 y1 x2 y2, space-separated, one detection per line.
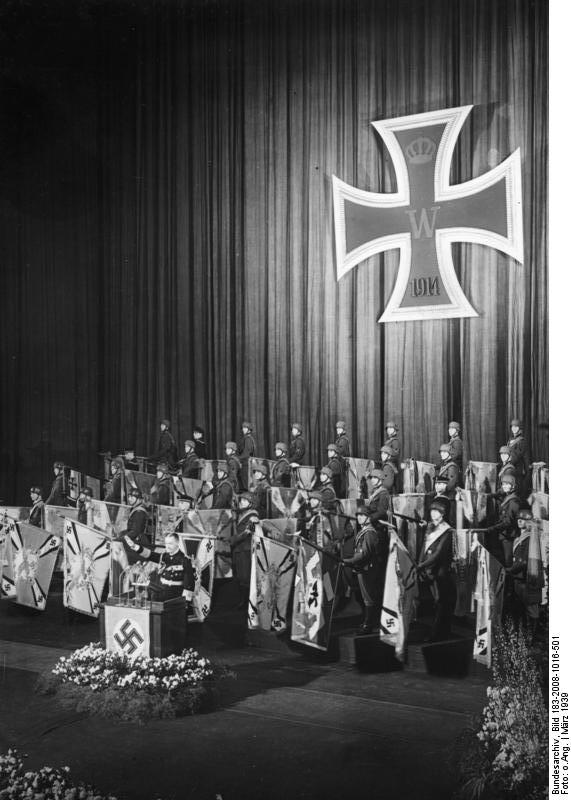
36 643 232 725
0 748 118 800
453 619 548 800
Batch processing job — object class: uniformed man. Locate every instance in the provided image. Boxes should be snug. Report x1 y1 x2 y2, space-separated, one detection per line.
365 469 391 525
305 492 337 552
118 488 151 564
206 464 235 509
447 422 464 471
383 421 400 463
46 461 67 507
343 507 389 635
271 443 292 487
334 421 351 458
485 474 522 567
325 443 345 497
151 419 178 468
179 440 201 480
150 462 173 506
230 493 259 608
496 445 518 494
378 446 399 494
507 509 542 635
434 444 459 497
316 466 338 512
125 531 195 603
28 487 45 528
425 479 455 526
250 464 271 516
237 421 256 491
104 458 124 504
192 425 208 460
417 499 455 642
288 424 306 465
506 418 531 497
76 487 94 527
225 442 244 492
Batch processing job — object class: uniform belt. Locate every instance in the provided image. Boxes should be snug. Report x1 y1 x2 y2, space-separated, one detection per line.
160 578 183 586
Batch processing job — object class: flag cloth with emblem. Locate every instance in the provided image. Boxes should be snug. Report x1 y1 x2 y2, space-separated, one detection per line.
260 518 298 546
184 509 234 578
531 463 549 494
90 499 131 535
530 492 549 521
391 494 425 560
464 461 497 494
63 519 111 617
380 531 418 661
124 469 155 498
104 604 150 658
345 458 375 500
457 489 491 527
179 533 216 622
172 476 203 503
248 531 297 631
453 529 478 616
292 466 317 491
45 506 78 539
1 522 60 609
269 488 306 519
472 543 505 667
402 459 435 494
66 469 82 502
290 538 341 650
155 504 188 546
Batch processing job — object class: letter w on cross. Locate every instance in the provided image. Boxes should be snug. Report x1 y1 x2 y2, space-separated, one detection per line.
332 106 523 322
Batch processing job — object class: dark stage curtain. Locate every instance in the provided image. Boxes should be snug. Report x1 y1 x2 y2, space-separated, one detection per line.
0 0 547 502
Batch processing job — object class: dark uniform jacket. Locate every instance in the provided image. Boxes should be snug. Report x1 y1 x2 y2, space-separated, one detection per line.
180 452 201 479
77 499 89 526
251 477 271 515
318 483 338 513
272 457 292 488
149 548 195 592
335 434 350 458
29 500 45 528
488 493 522 541
212 478 235 509
327 455 345 497
434 460 459 498
194 439 207 460
378 461 398 494
150 476 172 506
238 434 256 461
104 472 123 504
418 524 453 581
46 474 67 507
306 512 336 551
507 433 530 480
366 485 391 524
383 434 400 461
448 436 464 470
230 508 259 554
152 430 178 467
227 454 243 492
496 461 518 493
344 523 389 574
289 436 306 464
120 504 151 562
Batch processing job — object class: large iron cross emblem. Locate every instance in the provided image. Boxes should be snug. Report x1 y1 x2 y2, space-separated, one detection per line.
332 106 523 322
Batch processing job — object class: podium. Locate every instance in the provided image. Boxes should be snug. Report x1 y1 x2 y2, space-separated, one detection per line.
100 596 187 658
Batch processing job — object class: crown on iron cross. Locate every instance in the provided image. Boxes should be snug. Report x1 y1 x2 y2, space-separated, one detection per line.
332 105 524 323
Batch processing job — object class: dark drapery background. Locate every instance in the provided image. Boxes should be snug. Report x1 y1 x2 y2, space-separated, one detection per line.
0 0 547 502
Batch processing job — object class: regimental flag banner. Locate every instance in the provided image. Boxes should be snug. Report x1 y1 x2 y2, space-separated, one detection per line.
84 474 101 500
45 506 78 539
1 510 31 593
63 519 111 617
155 504 188 546
345 458 375 500
531 463 549 495
172 476 203 503
380 531 418 661
332 106 523 323
291 538 341 650
269 488 306 519
1 522 60 609
180 534 215 623
184 510 234 579
453 530 479 616
90 500 131 535
292 467 317 491
124 470 155 500
248 533 297 631
391 494 425 560
402 459 435 494
464 461 497 494
66 469 82 502
472 544 505 668
105 604 150 658
530 492 549 521
247 458 278 489
457 490 491 527
261 518 299 546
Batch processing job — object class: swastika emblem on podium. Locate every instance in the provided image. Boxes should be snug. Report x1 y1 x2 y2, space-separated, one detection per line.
332 105 524 322
113 618 145 655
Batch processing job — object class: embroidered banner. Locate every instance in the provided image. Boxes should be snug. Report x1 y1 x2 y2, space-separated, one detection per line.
63 519 111 617
124 470 156 500
531 462 549 494
1 522 60 609
248 533 297 631
269 488 306 519
452 529 479 616
380 531 418 660
391 493 425 560
530 492 549 521
45 505 78 539
292 466 317 490
184 509 234 579
402 459 435 494
180 533 216 623
291 538 341 650
472 544 505 668
345 458 375 500
457 489 492 527
464 461 497 494
90 499 131 535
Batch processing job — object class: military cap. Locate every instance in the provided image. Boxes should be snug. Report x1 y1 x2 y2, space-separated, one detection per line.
161 419 171 428
370 469 384 481
308 491 323 504
327 443 339 454
290 423 302 432
500 474 516 488
510 418 522 428
30 486 43 495
356 506 371 518
111 457 124 468
216 463 229 475
80 486 93 498
252 464 268 476
275 442 287 453
184 439 195 448
439 443 451 453
335 420 346 429
193 425 205 435
517 508 533 520
499 445 510 454
320 467 333 479
238 492 254 505
225 441 238 451
53 461 65 470
380 445 394 456
429 499 448 516
242 421 253 430
448 421 461 430
128 487 142 499
385 421 398 430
